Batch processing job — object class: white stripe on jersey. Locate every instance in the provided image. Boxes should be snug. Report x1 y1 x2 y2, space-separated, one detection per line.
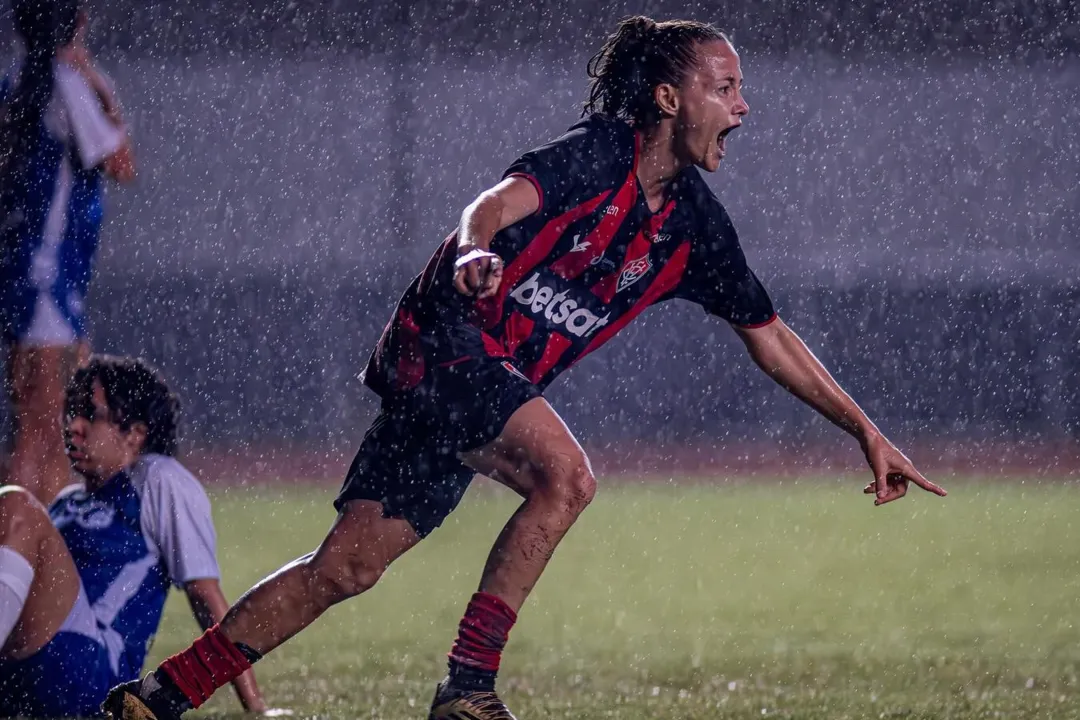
91 552 158 676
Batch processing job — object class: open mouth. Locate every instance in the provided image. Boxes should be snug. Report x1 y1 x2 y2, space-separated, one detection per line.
716 124 740 155
66 443 86 462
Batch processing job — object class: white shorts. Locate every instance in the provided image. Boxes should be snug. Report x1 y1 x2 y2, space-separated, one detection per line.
20 290 79 347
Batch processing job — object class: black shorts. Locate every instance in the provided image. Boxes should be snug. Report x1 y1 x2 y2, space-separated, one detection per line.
335 356 542 538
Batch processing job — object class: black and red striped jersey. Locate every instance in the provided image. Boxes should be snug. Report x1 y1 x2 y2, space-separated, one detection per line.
362 113 776 397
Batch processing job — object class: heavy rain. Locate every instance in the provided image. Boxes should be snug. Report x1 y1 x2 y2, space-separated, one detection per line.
0 1 1077 718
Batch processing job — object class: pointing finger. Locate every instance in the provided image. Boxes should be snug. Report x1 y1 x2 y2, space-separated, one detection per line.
907 467 947 497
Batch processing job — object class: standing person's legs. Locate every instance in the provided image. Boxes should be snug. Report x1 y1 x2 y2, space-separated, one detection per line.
429 396 595 719
5 343 82 505
460 398 595 610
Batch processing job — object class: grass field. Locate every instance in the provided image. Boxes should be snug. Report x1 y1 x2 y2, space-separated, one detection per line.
149 479 1080 719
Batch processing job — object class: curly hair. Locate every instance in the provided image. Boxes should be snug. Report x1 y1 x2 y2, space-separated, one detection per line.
582 15 730 128
65 355 182 457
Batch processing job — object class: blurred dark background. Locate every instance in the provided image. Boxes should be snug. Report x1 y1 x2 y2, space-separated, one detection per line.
3 0 1077 472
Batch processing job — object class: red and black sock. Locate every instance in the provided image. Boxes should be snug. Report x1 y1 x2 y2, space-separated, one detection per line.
446 592 518 692
151 625 262 711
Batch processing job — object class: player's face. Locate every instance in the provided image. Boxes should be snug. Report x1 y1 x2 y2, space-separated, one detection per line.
673 39 749 173
64 381 144 483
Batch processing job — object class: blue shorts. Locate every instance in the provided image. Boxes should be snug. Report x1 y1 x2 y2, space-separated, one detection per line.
0 588 117 718
0 170 103 347
0 282 90 347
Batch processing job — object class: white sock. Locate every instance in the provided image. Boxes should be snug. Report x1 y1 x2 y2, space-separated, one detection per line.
0 546 34 647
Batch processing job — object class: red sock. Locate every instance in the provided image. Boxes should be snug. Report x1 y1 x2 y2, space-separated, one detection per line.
449 592 518 673
158 625 252 709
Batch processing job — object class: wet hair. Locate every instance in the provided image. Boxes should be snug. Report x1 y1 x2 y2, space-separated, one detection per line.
1 0 80 184
583 15 730 127
65 355 182 457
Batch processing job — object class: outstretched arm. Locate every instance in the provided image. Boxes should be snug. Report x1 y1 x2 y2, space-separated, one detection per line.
184 579 269 713
732 317 947 505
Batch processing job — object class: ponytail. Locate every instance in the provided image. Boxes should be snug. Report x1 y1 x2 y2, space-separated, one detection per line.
583 15 729 127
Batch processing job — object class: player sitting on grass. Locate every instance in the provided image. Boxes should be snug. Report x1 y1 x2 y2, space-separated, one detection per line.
103 15 946 720
0 355 267 717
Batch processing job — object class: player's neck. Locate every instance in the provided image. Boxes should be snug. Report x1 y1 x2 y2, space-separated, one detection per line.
81 458 137 492
83 472 113 493
636 128 685 211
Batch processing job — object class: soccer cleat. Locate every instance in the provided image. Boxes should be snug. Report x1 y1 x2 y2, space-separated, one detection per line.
101 675 183 720
428 679 518 720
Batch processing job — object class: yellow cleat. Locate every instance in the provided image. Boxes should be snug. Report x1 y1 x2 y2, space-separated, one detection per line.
101 676 182 720
428 680 518 720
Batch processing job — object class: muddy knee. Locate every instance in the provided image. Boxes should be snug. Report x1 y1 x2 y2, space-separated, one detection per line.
306 550 386 606
0 487 47 545
534 458 597 518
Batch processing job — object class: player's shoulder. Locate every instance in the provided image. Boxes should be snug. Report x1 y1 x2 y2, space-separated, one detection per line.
54 62 82 85
528 113 635 169
670 169 744 260
130 453 207 499
673 168 729 217
53 63 95 105
561 113 634 147
48 482 88 512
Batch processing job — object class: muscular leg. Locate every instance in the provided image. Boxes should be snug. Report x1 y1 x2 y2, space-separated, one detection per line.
0 486 82 659
220 400 591 647
460 397 595 612
112 500 424 717
217 499 422 654
430 397 595 718
5 345 80 505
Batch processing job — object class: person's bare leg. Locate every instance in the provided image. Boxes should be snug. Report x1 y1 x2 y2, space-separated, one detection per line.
461 397 595 611
5 345 79 505
431 397 595 718
106 500 422 718
218 499 421 653
0 486 82 659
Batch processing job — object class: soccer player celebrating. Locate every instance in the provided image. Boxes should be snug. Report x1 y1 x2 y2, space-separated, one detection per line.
104 16 946 720
0 356 266 717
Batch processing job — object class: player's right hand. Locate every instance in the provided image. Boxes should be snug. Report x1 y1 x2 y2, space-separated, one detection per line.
859 433 947 506
454 246 504 299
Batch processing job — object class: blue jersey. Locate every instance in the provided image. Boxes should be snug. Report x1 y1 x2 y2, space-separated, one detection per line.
48 454 220 682
0 60 126 344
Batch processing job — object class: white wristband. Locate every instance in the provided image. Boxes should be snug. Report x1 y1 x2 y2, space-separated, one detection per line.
454 248 501 271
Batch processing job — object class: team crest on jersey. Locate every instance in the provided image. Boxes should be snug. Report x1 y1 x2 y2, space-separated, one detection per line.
616 255 653 293
52 497 116 530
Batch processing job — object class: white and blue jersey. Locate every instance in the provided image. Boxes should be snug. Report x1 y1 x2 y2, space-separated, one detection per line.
0 454 220 717
0 60 126 346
